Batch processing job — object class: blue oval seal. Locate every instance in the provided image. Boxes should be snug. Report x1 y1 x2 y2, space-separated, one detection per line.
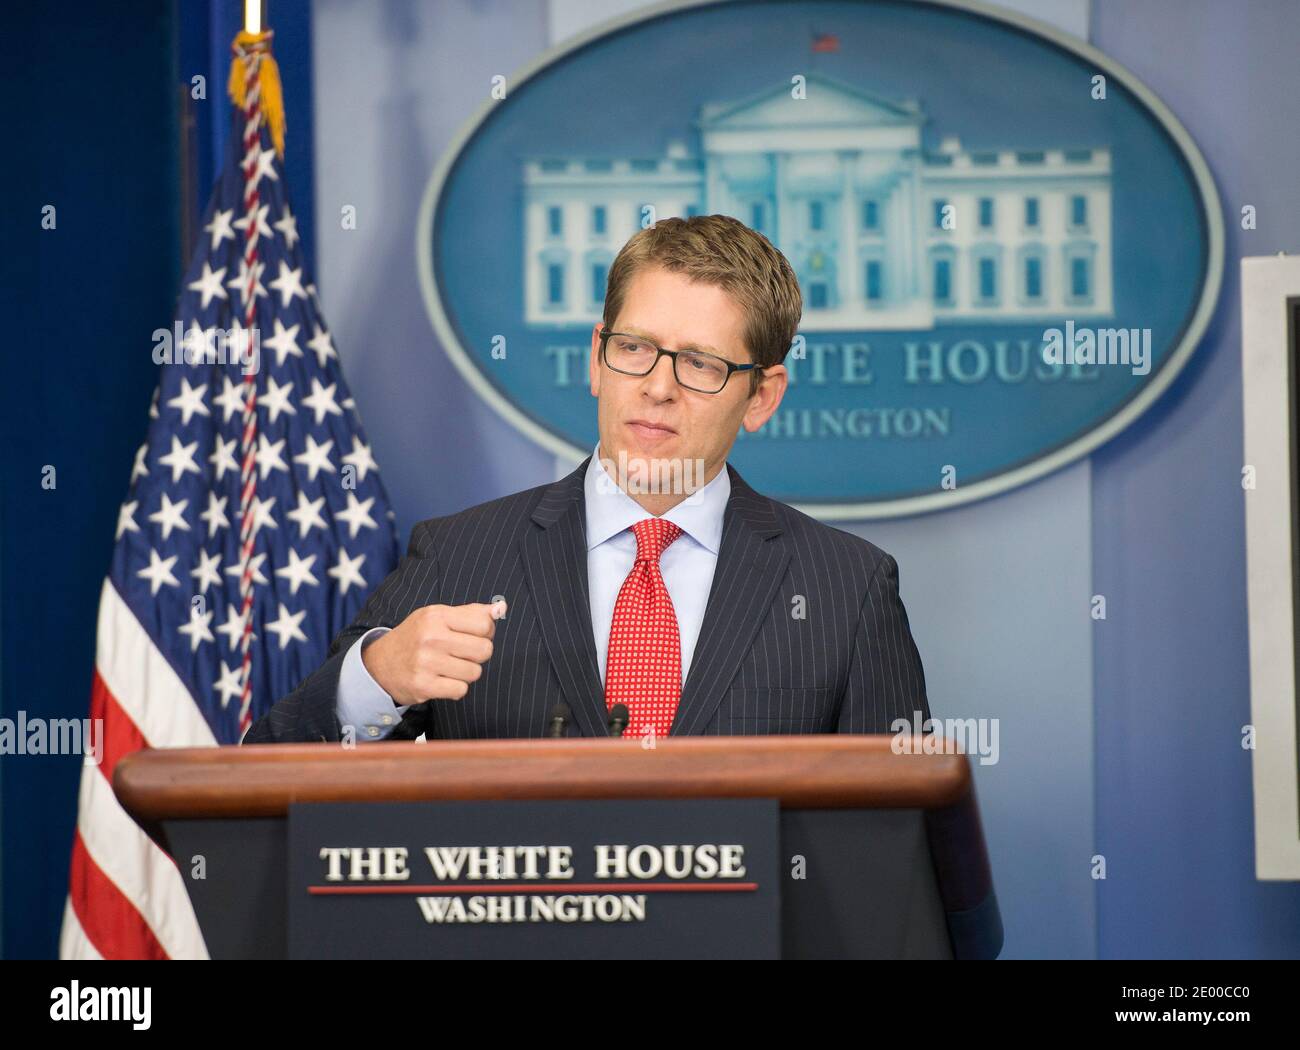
418 0 1222 518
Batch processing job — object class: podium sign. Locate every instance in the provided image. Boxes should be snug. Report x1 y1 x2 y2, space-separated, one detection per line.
288 797 780 959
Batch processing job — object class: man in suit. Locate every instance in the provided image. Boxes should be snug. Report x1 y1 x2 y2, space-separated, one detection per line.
244 214 929 744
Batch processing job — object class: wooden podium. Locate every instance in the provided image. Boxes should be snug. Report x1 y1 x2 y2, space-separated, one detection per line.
114 735 1003 959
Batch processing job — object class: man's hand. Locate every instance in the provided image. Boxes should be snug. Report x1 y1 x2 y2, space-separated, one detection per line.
361 600 507 705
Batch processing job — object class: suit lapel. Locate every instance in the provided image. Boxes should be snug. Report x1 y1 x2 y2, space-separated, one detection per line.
671 464 789 736
520 456 609 737
520 456 789 739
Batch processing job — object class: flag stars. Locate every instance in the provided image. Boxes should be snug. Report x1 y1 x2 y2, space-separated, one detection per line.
301 378 343 424
249 146 279 189
177 604 215 652
254 434 290 479
209 435 238 482
262 318 303 367
225 552 269 586
307 325 337 368
213 376 247 423
213 661 244 708
274 206 299 250
226 318 256 365
248 493 279 536
275 549 319 595
268 260 307 308
130 442 149 483
166 378 210 426
116 501 139 540
216 604 256 649
336 493 378 538
328 547 367 595
342 436 379 482
261 375 297 424
148 492 191 540
286 491 328 537
180 322 215 366
292 435 335 482
199 491 229 537
187 261 229 309
233 202 273 242
265 603 309 650
227 257 267 309
111 112 404 729
190 549 223 592
204 208 236 251
158 435 202 483
137 549 180 595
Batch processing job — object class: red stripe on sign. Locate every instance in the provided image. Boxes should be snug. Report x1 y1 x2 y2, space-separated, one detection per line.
67 832 169 960
89 667 148 781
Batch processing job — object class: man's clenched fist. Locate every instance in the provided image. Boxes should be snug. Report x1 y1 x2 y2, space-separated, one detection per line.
361 600 507 705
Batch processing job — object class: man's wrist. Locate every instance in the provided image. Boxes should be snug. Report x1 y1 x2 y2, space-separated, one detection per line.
358 628 392 695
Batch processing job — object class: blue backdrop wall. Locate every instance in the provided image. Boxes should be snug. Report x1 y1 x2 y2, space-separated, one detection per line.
4 0 182 961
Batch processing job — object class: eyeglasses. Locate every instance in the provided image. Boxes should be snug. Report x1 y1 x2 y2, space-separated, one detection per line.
598 328 761 394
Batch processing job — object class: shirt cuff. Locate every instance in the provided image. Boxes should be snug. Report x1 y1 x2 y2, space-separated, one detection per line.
336 627 400 741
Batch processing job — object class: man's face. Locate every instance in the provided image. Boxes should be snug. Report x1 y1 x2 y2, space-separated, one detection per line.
588 265 788 496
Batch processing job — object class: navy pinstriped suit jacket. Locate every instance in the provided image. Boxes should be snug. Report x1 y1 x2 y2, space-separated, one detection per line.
243 455 930 743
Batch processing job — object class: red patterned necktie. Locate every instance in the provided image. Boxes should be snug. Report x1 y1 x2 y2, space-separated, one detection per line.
604 517 685 740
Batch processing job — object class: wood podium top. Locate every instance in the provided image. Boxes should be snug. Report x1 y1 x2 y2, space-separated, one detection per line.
114 735 972 822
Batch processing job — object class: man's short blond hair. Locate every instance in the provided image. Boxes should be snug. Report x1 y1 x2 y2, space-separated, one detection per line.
602 215 802 395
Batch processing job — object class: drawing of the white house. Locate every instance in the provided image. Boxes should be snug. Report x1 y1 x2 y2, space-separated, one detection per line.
522 75 1112 330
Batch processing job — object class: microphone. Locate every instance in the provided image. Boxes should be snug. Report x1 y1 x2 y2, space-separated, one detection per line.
607 703 630 738
546 702 571 738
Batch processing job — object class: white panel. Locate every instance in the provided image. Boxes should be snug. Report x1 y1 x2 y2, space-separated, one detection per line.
1242 254 1300 880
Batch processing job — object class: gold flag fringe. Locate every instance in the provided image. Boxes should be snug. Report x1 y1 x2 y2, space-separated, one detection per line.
227 30 285 158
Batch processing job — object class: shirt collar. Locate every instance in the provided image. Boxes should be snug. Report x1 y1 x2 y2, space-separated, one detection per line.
584 442 730 554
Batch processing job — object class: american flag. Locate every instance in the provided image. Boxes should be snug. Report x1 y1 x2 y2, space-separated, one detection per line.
59 31 399 959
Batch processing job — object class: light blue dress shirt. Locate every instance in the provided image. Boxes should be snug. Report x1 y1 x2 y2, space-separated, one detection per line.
335 442 731 740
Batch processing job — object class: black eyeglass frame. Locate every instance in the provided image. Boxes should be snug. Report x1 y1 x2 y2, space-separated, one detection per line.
598 327 762 394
